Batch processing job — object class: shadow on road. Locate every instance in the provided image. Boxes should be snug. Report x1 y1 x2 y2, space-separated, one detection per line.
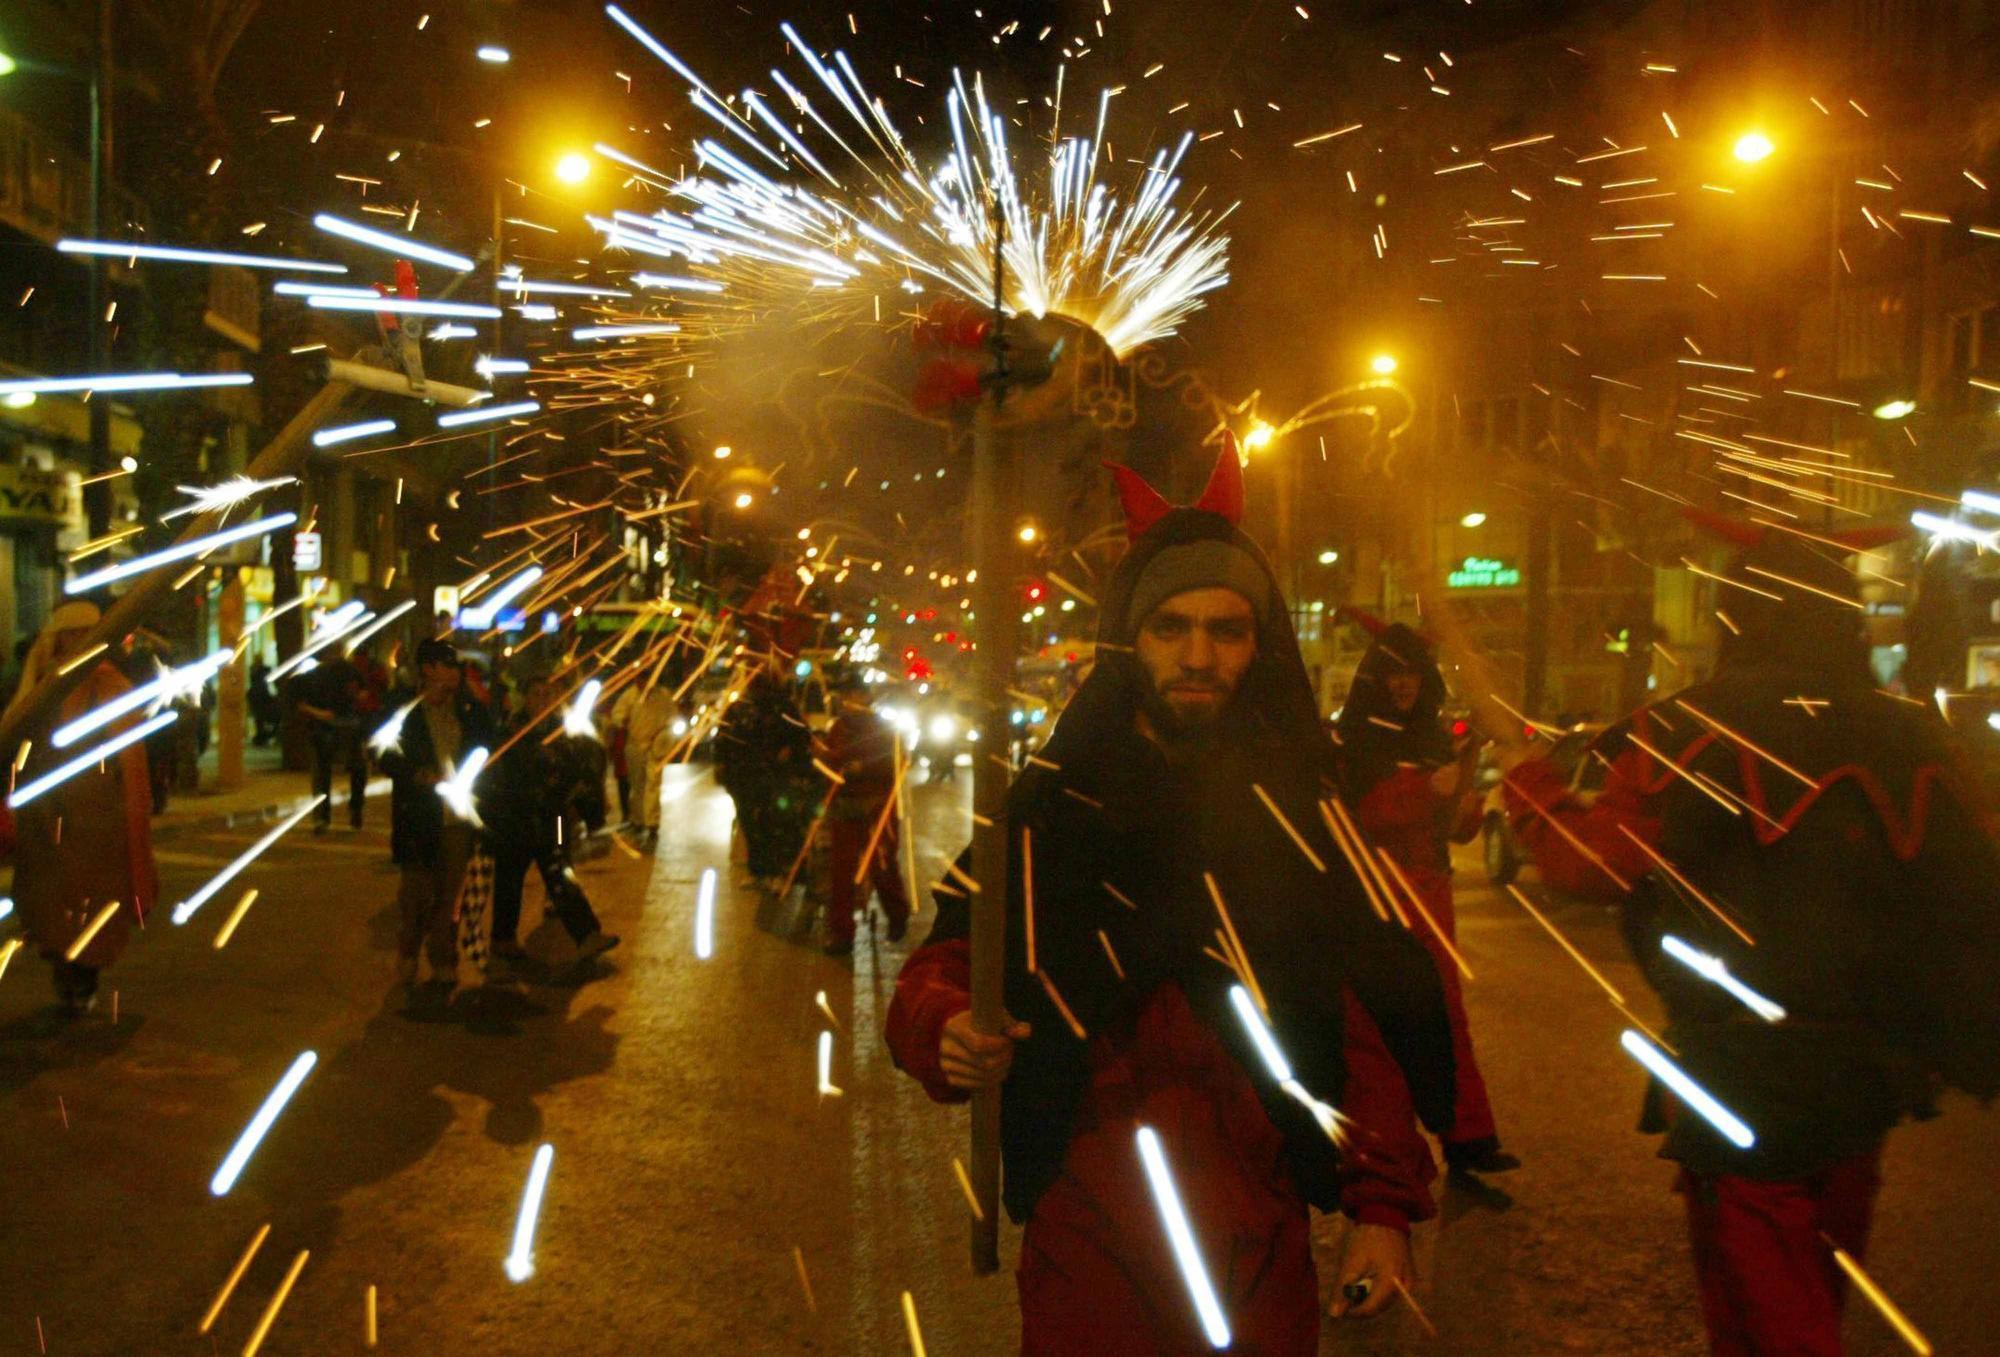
0 1007 147 1098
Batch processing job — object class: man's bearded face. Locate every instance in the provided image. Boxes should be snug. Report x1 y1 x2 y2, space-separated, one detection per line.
1134 587 1258 734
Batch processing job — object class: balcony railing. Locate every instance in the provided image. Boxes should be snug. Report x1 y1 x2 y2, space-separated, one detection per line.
0 104 145 248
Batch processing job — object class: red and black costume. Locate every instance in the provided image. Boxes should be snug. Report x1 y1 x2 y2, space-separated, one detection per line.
887 451 1456 1355
1335 619 1506 1171
1503 517 2000 1356
821 689 912 948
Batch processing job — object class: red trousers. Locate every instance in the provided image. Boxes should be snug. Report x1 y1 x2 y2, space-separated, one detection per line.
1402 870 1497 1146
826 814 910 944
1679 1146 1883 1356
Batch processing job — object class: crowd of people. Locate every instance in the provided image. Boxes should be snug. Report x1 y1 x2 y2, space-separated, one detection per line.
4 444 1997 1354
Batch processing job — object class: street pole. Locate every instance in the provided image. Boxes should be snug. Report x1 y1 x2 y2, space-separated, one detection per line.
967 197 1017 1276
82 0 114 537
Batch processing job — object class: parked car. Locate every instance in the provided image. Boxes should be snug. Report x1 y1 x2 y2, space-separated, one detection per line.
1480 723 1608 886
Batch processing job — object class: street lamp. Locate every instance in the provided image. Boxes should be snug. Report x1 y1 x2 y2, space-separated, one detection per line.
1872 398 1916 421
1242 420 1275 451
1733 131 1775 164
0 51 16 77
1460 511 1487 528
1369 353 1398 376
1316 549 1339 565
555 152 592 185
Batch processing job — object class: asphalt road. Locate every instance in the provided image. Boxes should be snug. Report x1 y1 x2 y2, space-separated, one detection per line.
1 765 1994 1355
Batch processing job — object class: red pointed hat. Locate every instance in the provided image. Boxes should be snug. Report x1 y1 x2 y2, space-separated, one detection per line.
1106 434 1244 540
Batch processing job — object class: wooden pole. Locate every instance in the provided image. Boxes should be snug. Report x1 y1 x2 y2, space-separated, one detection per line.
967 196 1017 1275
0 382 352 758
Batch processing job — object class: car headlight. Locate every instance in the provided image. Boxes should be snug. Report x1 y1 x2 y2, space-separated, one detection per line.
928 715 957 743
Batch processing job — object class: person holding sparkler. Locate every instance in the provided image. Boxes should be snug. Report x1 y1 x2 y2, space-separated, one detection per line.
1500 512 2000 1356
373 638 498 991
2 603 159 1015
1335 613 1515 1178
887 450 1455 1352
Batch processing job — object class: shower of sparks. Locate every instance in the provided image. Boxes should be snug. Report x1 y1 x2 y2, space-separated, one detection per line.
596 5 1230 357
160 475 299 522
211 1051 319 1195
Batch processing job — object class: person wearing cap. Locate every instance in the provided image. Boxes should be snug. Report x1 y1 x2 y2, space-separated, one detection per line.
372 637 499 990
2 603 159 1015
818 671 911 954
886 449 1455 1352
1499 513 2000 1355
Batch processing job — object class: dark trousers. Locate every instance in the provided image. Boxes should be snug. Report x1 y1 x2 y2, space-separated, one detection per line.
826 813 910 944
311 725 367 825
1680 1146 1882 1356
491 832 602 946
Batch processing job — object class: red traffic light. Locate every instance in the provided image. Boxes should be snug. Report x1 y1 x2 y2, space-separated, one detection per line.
1024 581 1045 603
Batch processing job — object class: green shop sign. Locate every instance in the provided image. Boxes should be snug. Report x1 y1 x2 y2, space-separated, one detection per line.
1447 555 1522 589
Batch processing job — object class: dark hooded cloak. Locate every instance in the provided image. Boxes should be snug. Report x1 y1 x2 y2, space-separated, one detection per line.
923 490 1456 1223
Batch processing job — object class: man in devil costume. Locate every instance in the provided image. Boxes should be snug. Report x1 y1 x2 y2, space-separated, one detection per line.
887 446 1457 1354
1335 613 1515 1176
1501 513 2000 1356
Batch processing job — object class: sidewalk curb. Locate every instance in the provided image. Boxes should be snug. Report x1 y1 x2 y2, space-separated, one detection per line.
152 780 392 840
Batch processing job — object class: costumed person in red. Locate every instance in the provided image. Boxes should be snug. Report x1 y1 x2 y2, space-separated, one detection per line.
1335 613 1516 1177
1 603 160 1016
820 673 911 955
1500 512 2000 1356
886 446 1457 1355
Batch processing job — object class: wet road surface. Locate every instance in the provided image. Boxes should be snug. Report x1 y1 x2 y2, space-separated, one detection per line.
1 765 1994 1353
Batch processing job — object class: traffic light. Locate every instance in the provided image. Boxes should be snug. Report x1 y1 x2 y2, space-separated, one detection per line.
1024 580 1046 604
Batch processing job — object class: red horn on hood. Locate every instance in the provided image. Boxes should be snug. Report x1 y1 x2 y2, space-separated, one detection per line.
1106 463 1174 540
1336 605 1391 639
1193 434 1245 525
1679 506 1771 549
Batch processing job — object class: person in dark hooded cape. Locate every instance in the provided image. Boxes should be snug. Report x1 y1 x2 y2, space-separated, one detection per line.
887 445 1456 1356
1335 614 1513 1175
1501 511 2000 1357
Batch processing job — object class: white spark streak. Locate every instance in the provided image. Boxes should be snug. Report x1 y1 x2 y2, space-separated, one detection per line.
53 649 228 748
505 1143 556 1281
460 566 544 626
341 599 419 655
562 679 603 738
312 419 398 448
0 372 253 398
211 1051 318 1196
8 712 177 808
369 699 422 756
66 512 297 594
438 401 541 429
161 475 298 521
1135 1126 1232 1348
817 1028 842 1097
476 357 531 377
1660 935 1787 1023
437 747 491 825
1619 1029 1756 1149
1228 984 1345 1142
308 295 502 319
57 239 348 273
172 797 327 924
313 213 476 271
572 323 681 339
694 866 717 958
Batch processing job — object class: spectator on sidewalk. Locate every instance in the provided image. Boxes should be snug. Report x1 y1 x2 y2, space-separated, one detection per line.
2 603 160 1016
373 638 497 991
295 652 369 834
248 658 280 746
483 677 620 969
819 674 911 955
623 682 679 851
